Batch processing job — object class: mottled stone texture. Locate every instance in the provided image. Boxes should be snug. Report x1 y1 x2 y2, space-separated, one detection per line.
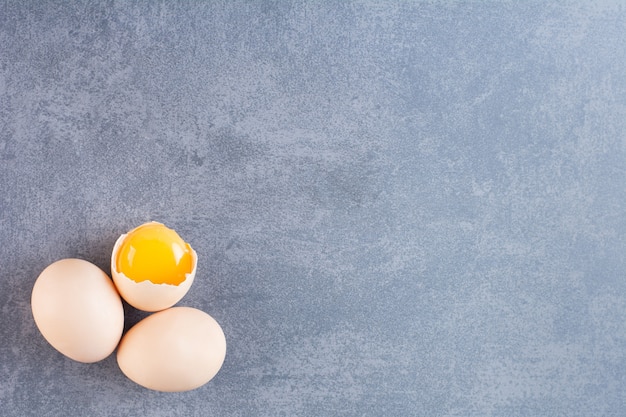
1 1 625 416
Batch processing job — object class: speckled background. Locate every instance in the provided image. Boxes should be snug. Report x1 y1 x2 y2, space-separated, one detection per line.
1 1 625 416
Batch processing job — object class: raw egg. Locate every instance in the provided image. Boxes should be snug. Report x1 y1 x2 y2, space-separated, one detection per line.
111 222 197 312
31 258 124 363
117 307 226 392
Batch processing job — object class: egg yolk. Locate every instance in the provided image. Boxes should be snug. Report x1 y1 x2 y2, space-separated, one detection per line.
116 223 193 285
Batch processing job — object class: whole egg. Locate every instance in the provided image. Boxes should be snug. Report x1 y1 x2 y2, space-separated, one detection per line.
117 307 226 392
31 258 125 363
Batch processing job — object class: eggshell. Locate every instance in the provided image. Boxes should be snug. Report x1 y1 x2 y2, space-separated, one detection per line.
31 258 124 363
117 307 226 392
110 222 197 312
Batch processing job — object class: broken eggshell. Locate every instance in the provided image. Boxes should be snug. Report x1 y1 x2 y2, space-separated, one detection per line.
110 222 197 312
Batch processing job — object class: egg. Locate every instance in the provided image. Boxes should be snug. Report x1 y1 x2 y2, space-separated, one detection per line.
31 258 124 363
111 222 197 312
117 307 226 392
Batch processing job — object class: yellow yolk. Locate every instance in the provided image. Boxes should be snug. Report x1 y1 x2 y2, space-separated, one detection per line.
116 223 193 285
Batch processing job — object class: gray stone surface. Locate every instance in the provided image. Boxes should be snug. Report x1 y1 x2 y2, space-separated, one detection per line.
1 1 625 416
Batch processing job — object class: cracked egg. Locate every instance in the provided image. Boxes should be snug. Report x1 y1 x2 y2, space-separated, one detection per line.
111 222 197 312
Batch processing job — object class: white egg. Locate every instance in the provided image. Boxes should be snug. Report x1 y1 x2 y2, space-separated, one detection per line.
117 307 226 392
31 258 124 363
